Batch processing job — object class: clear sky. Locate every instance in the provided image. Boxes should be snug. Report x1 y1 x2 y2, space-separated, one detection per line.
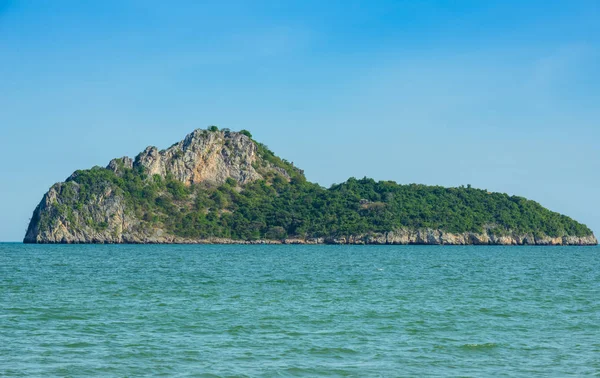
1 0 599 241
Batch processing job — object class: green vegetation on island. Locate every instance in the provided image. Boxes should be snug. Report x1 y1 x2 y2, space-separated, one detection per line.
35 128 592 243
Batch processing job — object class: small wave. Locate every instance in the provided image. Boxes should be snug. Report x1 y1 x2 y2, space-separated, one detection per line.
280 367 353 376
478 307 511 317
309 346 359 355
460 343 498 350
261 279 303 285
284 331 306 337
64 341 95 348
37 314 88 321
226 325 250 334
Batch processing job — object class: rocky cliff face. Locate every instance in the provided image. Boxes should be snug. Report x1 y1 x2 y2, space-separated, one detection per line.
24 129 291 244
320 228 598 246
130 129 265 186
24 181 132 244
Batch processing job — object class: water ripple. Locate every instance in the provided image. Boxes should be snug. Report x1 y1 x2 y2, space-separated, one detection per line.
1 243 599 376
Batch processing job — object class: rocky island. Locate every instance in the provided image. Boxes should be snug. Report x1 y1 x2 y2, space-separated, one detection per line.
24 128 597 245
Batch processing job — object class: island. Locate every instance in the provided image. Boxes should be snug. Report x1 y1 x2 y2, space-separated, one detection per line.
24 128 597 245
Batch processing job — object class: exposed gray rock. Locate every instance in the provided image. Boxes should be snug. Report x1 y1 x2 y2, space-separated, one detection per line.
133 129 263 186
107 157 133 174
24 181 134 244
24 129 297 244
316 228 597 246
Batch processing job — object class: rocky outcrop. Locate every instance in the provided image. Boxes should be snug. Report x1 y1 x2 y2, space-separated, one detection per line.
127 129 264 186
107 156 133 174
24 181 133 244
24 129 297 244
106 129 291 186
319 228 598 246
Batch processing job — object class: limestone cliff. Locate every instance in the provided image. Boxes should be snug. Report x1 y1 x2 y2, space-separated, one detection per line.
24 128 597 245
24 180 132 244
320 228 598 246
131 129 265 186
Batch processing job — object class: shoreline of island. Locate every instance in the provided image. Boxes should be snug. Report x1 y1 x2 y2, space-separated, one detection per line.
24 228 598 246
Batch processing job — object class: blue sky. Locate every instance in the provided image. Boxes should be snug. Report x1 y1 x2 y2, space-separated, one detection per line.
1 0 599 241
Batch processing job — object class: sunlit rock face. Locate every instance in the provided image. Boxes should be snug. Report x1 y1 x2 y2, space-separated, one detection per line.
133 130 263 186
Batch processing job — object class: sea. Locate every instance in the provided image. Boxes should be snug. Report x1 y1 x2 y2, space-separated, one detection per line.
1 243 599 377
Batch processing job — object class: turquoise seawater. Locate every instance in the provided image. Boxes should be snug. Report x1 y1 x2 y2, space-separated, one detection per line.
1 244 599 377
